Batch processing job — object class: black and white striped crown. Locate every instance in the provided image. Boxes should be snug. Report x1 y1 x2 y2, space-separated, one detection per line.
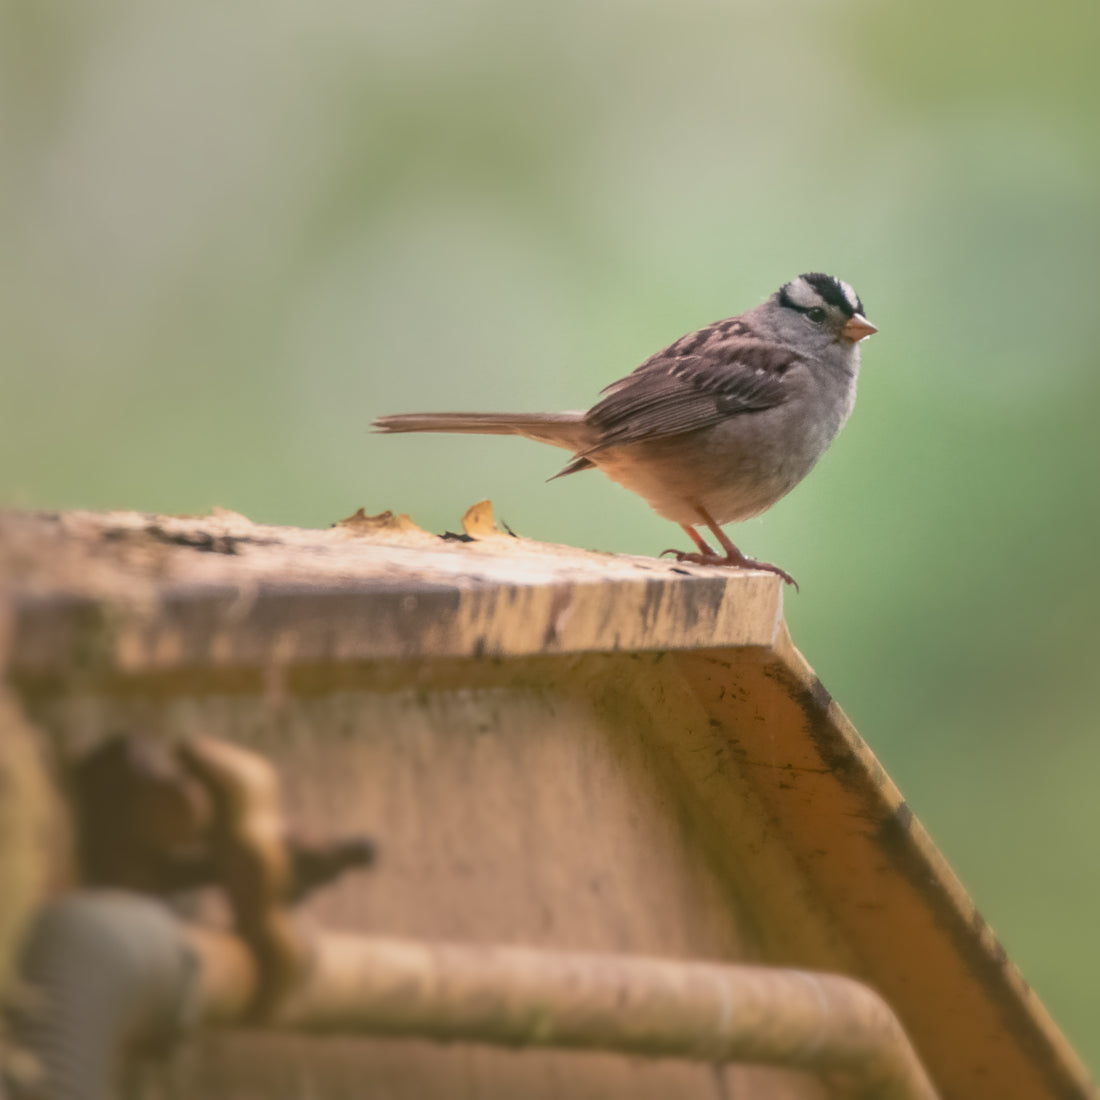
779 273 864 318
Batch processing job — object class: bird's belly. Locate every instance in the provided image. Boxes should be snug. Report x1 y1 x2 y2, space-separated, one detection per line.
591 412 832 528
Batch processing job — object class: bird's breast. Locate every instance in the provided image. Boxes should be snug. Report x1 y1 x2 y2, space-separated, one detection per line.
590 368 858 527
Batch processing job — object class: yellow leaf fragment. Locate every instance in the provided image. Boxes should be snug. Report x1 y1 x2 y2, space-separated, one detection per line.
460 500 503 539
336 508 425 535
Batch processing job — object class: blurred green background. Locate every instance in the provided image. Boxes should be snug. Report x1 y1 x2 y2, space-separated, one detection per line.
3 0 1099 1070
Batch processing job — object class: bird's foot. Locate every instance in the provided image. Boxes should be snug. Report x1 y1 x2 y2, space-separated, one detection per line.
660 548 799 591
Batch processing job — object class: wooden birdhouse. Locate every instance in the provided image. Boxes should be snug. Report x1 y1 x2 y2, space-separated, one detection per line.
0 505 1093 1100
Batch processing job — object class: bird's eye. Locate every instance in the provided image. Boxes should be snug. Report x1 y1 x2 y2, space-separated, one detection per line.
806 307 827 324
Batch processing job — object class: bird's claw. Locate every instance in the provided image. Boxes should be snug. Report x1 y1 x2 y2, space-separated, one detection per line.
660 548 799 591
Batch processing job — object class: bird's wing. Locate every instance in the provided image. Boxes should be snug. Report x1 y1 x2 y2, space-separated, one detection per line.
579 321 803 454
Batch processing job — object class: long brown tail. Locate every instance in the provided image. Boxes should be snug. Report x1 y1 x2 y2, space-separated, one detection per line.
371 411 592 453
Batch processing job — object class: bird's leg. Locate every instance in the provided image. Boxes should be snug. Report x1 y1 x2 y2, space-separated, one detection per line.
655 521 717 558
662 508 799 591
660 524 716 559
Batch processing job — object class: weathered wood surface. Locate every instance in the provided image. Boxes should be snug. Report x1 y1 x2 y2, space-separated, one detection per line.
1 507 1094 1100
4 507 781 673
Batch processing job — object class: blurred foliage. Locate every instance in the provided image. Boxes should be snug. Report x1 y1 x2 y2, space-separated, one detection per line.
2 0 1099 1071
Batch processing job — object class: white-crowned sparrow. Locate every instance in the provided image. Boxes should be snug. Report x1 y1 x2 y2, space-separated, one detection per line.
373 273 876 588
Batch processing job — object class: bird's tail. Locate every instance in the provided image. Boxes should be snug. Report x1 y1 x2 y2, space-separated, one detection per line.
372 411 592 453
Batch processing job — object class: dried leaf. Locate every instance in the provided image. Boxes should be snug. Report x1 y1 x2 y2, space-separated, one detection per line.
336 508 424 535
460 500 502 539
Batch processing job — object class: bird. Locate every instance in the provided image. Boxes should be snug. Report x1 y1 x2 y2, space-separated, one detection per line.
372 273 876 588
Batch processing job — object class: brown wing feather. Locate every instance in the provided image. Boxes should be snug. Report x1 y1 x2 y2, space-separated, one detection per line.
578 320 802 455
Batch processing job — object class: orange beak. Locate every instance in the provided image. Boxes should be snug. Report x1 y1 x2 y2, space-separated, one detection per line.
842 313 878 344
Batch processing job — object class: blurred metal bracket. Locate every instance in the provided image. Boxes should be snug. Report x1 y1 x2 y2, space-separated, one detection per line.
69 732 375 1019
12 892 938 1100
